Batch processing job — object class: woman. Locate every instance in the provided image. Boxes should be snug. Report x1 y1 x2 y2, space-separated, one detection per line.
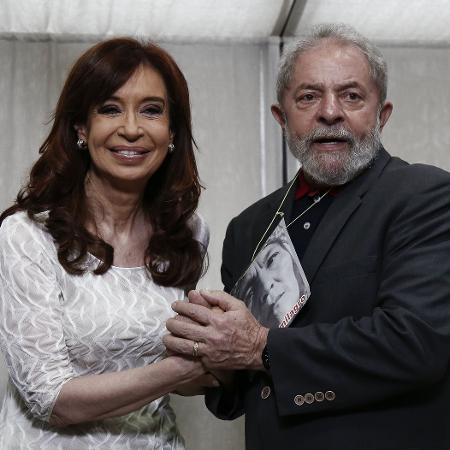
0 38 212 449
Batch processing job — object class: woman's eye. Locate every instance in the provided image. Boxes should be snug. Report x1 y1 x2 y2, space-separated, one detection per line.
142 105 163 116
97 104 121 115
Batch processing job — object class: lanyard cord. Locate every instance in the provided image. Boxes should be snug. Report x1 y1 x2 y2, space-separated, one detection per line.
236 173 330 291
250 174 331 262
285 189 331 228
250 172 300 262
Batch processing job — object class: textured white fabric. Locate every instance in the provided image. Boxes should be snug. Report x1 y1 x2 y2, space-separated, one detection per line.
0 211 208 450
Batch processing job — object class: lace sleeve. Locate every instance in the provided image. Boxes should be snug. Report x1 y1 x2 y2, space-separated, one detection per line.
0 214 75 422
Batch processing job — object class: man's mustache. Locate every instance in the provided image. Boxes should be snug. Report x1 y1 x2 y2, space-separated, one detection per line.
304 127 356 146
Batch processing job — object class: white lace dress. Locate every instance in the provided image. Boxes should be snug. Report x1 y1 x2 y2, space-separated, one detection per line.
0 211 209 450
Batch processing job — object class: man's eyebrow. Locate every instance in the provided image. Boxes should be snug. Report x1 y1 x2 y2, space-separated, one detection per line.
293 81 365 93
336 81 364 90
294 83 324 92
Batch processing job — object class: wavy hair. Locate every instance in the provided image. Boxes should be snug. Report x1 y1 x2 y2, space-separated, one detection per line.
1 38 206 288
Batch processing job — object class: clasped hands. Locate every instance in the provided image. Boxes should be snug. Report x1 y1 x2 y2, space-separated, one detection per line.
163 290 269 388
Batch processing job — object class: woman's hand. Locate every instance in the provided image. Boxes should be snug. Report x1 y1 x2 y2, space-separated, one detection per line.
207 369 235 388
173 372 220 396
168 293 233 394
50 353 208 427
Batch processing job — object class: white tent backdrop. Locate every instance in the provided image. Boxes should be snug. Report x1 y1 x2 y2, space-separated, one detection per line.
0 0 293 41
1 2 450 450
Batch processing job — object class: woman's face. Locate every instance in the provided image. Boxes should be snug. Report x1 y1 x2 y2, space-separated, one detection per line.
77 64 172 188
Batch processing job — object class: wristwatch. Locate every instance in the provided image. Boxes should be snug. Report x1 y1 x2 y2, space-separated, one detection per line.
261 344 270 370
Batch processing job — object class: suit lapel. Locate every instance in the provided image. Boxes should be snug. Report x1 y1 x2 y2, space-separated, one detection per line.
301 148 391 283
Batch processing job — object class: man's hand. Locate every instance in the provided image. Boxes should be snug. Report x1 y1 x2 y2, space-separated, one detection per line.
163 290 269 371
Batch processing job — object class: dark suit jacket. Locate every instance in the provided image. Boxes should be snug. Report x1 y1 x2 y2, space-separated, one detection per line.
206 149 450 450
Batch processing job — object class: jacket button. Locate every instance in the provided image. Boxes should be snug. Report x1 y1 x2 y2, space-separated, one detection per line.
325 390 336 401
261 386 271 400
315 391 325 402
294 394 304 406
304 393 315 404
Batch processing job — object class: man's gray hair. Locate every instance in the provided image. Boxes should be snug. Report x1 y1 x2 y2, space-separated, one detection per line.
276 23 388 104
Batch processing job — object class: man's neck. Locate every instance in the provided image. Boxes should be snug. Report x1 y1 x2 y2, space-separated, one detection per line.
302 171 333 192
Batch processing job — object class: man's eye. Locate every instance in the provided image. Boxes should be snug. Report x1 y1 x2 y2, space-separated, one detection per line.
345 92 361 101
299 93 315 102
97 104 121 115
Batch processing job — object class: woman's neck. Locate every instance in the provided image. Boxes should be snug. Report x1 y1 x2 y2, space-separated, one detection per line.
84 171 148 241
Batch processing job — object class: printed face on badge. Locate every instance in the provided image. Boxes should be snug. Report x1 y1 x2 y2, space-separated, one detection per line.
232 217 311 328
237 239 301 327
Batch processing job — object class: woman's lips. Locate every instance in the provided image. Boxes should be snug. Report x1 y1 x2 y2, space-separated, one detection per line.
109 146 151 160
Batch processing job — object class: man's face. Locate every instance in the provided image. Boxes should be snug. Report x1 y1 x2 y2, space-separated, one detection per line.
272 40 392 186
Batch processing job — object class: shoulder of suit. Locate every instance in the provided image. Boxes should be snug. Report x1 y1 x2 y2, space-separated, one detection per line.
382 156 450 193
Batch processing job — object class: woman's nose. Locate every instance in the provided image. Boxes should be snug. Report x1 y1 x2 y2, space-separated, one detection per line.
118 113 144 140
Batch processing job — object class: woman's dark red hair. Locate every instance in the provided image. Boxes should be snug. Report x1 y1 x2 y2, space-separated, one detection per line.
0 37 206 288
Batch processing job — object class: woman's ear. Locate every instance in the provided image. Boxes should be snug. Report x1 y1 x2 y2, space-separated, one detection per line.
74 124 88 141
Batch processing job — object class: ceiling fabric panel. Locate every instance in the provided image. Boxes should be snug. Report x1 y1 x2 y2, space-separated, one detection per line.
293 0 450 45
0 0 292 41
2 0 449 45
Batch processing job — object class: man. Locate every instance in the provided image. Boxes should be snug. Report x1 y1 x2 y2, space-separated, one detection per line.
164 23 450 449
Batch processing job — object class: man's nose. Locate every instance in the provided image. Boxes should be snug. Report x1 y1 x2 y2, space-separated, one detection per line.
118 113 144 140
317 93 344 126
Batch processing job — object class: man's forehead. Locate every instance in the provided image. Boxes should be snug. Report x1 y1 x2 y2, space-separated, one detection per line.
299 38 366 60
289 41 373 88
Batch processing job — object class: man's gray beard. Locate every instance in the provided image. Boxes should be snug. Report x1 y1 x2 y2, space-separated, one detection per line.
286 123 382 187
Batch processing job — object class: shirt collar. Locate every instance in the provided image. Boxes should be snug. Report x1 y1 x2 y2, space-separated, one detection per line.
295 171 339 200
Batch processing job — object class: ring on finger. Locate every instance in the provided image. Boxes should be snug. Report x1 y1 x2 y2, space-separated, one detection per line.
192 341 200 358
